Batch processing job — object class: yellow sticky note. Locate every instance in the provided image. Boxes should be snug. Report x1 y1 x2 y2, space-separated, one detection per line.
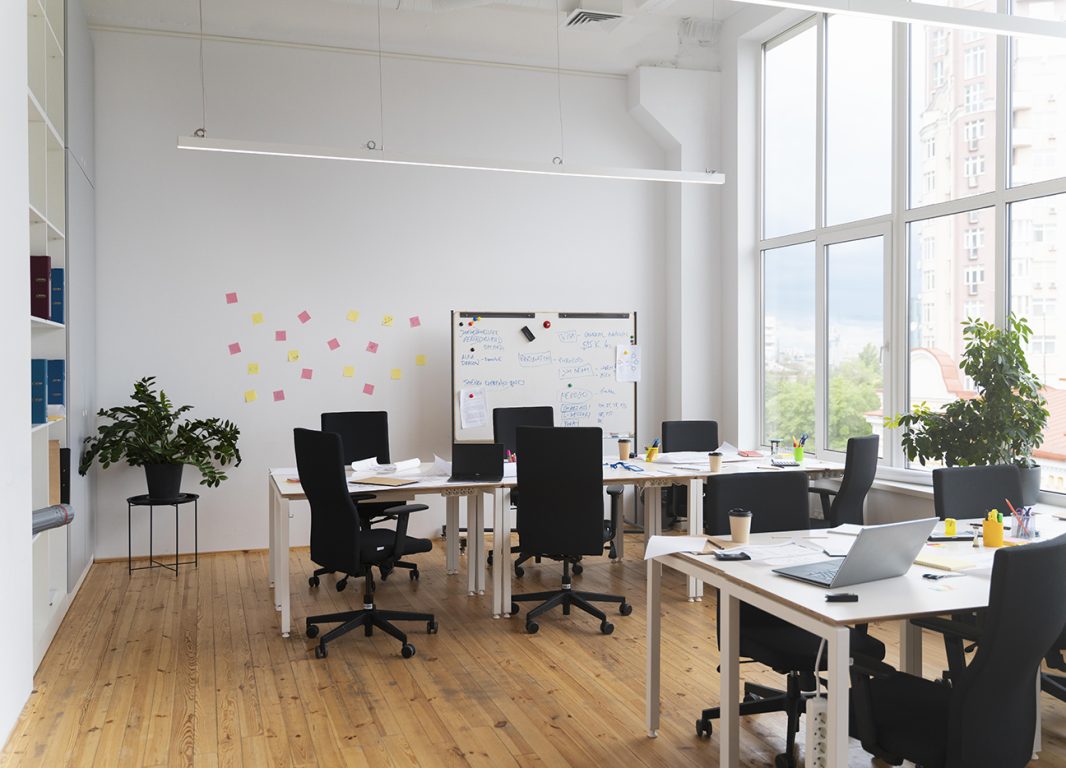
390 368 402 381
247 362 259 375
342 365 355 378
347 310 360 323
415 354 427 366
287 350 300 362
382 314 394 327
244 390 257 403
251 312 264 325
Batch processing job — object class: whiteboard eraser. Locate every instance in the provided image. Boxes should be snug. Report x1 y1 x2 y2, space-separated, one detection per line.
520 326 535 342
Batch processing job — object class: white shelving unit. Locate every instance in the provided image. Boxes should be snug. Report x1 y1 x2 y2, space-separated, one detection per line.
28 0 68 671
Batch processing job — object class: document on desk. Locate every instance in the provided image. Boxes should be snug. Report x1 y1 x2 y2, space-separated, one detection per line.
644 535 717 560
716 541 826 565
716 442 749 463
459 387 488 429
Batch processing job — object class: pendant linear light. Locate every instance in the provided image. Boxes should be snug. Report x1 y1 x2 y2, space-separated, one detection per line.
176 0 725 186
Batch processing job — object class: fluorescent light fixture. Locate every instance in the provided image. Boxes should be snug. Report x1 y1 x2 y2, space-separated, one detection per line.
176 135 726 186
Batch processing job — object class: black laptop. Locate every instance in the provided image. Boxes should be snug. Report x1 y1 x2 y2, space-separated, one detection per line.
448 443 504 483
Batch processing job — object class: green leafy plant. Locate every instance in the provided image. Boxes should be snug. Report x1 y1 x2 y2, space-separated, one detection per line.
886 315 1049 468
79 377 242 487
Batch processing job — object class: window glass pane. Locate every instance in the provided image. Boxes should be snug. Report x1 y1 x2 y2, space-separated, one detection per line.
764 243 817 449
907 209 996 465
764 25 817 238
827 237 884 453
1010 194 1066 493
1010 2 1066 187
910 17 997 207
825 16 892 225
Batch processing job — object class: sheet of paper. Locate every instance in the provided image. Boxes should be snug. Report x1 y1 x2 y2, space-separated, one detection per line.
719 541 825 563
385 458 421 474
225 291 238 304
459 387 488 429
228 342 241 355
297 310 311 324
347 310 360 322
275 330 287 341
287 350 300 362
251 312 264 325
503 462 517 478
716 441 749 462
273 389 285 402
342 365 355 378
391 368 402 380
655 451 710 465
431 454 451 476
243 390 257 403
615 344 641 382
247 363 259 375
351 458 379 472
827 524 864 536
301 368 313 380
366 341 379 353
416 354 427 366
363 383 375 396
644 535 714 560
327 338 340 351
409 316 421 328
382 314 394 327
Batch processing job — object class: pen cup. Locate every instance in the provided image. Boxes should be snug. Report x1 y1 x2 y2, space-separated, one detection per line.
617 439 631 461
944 518 957 537
645 446 659 462
1015 513 1037 540
708 451 722 473
793 446 804 463
728 508 753 545
982 518 1005 548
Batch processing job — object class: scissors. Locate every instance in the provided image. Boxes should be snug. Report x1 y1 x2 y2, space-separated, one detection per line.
605 461 644 472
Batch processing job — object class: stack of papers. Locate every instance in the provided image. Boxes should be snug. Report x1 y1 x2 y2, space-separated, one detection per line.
644 536 716 560
351 457 421 473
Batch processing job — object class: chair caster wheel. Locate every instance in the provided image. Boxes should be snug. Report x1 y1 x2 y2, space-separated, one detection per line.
336 579 347 592
515 565 524 578
600 621 614 635
573 563 584 575
525 621 539 634
314 644 327 659
308 575 320 588
619 602 633 616
427 620 438 634
306 624 319 639
695 718 712 738
380 571 389 581
773 752 796 768
410 569 419 581
510 603 520 615
401 643 416 659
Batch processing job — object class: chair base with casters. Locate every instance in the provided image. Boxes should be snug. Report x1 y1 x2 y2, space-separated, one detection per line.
305 569 437 659
510 559 631 634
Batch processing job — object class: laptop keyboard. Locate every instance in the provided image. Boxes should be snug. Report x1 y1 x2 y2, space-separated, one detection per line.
807 565 842 583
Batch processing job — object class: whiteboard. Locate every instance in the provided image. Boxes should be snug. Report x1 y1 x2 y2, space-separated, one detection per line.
451 311 638 449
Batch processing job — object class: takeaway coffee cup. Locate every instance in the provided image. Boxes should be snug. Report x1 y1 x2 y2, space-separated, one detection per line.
729 508 753 544
708 451 723 472
618 439 632 460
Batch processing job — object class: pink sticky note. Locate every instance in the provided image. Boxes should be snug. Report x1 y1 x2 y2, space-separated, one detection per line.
327 337 340 351
301 368 313 380
273 389 285 402
275 330 287 342
228 342 241 355
225 292 238 304
409 316 421 328
297 310 311 324
362 383 375 396
366 341 379 354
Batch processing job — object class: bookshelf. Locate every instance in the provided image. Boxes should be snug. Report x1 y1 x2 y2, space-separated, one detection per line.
28 0 68 670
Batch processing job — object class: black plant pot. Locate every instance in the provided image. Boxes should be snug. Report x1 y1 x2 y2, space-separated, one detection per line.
144 463 184 500
1019 464 1042 506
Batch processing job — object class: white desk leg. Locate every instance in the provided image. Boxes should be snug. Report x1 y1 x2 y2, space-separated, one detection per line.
900 619 922 676
502 488 513 615
445 496 459 575
826 625 851 768
278 494 292 638
492 488 506 618
687 478 704 601
645 556 662 738
720 588 740 767
644 483 662 545
268 475 276 587
468 495 485 596
476 493 486 595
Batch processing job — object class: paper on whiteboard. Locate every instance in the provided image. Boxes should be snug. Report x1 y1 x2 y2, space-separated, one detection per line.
616 345 641 382
459 387 488 429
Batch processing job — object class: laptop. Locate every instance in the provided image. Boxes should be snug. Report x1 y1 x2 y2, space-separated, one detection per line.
448 442 504 483
773 518 938 589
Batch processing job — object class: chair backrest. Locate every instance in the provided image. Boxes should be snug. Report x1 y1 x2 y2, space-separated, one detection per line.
320 411 391 465
661 420 719 453
294 428 362 573
947 535 1066 768
515 426 604 557
493 406 554 455
704 471 810 536
932 465 1023 521
828 434 880 526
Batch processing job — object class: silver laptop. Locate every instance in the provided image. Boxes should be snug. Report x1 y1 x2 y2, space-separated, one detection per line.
773 518 938 589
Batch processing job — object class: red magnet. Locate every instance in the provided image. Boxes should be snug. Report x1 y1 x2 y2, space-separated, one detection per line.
468 393 474 398
543 320 551 329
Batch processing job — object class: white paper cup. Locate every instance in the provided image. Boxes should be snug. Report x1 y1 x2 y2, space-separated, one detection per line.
728 509 752 544
709 453 722 472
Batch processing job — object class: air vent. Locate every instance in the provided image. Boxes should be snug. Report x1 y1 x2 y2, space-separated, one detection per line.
564 8 623 28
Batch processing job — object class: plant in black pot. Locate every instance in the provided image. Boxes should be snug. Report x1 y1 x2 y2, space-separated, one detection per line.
886 314 1049 504
79 377 242 499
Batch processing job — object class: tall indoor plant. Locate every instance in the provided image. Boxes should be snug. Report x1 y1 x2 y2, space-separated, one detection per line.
79 377 242 498
886 314 1049 504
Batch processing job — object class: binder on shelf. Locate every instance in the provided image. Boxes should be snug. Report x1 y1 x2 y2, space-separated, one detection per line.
31 358 47 424
50 267 64 325
47 359 64 405
59 448 71 505
49 440 61 505
30 256 51 320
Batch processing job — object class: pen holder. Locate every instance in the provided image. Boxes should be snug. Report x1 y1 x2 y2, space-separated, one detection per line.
1014 515 1037 540
982 519 1005 548
793 446 804 463
645 446 659 463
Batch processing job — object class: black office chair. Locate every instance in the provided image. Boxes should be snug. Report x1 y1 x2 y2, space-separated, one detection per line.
661 420 718 529
319 411 422 584
850 534 1066 768
510 426 632 634
697 471 887 768
808 434 879 527
294 428 437 659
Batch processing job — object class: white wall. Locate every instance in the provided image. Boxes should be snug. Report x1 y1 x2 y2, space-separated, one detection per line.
93 30 682 556
0 0 35 745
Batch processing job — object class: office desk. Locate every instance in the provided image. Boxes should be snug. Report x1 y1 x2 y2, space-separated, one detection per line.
645 511 1066 768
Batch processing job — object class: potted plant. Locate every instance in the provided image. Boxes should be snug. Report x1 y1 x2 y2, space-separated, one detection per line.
886 314 1049 504
79 377 242 498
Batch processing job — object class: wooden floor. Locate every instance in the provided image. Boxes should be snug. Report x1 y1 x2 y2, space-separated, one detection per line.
3 534 1066 767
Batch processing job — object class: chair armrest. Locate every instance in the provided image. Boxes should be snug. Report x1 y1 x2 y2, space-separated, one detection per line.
851 651 896 679
349 492 378 503
606 485 624 497
388 504 428 560
911 616 983 643
808 484 838 498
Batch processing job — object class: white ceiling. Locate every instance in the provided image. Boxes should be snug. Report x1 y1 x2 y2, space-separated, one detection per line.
83 0 743 74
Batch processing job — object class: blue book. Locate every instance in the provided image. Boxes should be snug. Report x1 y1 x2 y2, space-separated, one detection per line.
31 359 47 425
50 267 64 325
47 359 65 405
